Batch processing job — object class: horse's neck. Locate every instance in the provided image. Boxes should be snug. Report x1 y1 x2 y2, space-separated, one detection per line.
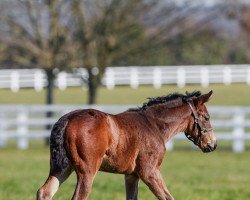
145 103 191 142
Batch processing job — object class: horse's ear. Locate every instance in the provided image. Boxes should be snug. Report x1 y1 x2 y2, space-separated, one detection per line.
197 90 213 104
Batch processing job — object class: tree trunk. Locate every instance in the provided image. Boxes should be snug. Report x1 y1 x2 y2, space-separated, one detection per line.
45 68 55 145
46 69 55 105
87 68 98 105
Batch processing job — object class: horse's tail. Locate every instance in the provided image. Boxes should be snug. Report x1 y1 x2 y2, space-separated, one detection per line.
50 115 69 172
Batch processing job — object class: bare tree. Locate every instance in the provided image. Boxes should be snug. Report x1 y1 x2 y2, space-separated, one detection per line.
0 0 222 105
0 0 149 104
223 0 250 63
68 0 148 104
238 5 250 61
0 0 70 105
68 0 222 104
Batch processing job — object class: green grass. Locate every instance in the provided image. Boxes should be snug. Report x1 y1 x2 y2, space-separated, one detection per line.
0 84 250 105
0 147 249 200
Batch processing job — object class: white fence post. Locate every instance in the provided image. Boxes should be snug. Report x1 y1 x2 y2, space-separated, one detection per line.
177 67 185 88
166 140 173 151
247 67 250 85
201 67 209 87
223 67 232 85
17 109 29 149
34 70 44 91
130 68 139 89
10 71 19 92
153 68 162 89
57 72 67 90
106 68 115 90
0 113 7 148
232 112 245 153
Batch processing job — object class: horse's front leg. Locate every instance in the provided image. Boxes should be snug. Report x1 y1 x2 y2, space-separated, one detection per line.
125 174 139 200
139 169 174 200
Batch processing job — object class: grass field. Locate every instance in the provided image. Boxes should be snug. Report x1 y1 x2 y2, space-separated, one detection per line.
1 84 250 200
0 84 250 105
0 147 249 200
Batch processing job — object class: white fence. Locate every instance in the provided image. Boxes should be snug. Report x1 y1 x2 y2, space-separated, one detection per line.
1 64 250 91
0 105 250 153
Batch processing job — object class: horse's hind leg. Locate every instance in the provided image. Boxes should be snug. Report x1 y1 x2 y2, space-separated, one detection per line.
71 155 104 200
125 174 139 200
68 143 106 200
72 168 96 200
37 165 72 200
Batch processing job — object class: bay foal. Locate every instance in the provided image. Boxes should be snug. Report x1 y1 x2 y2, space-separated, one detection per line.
37 91 217 200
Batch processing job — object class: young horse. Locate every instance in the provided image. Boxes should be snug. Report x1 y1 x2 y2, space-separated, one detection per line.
37 90 217 200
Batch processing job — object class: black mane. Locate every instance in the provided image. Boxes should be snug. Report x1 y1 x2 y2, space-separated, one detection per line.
128 91 201 112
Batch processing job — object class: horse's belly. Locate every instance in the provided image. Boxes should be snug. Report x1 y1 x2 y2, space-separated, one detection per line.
99 155 119 173
99 154 135 174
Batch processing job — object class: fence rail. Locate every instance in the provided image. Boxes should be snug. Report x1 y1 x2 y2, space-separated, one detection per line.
0 105 250 153
1 64 250 91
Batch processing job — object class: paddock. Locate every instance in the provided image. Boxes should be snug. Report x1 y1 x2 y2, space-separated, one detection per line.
0 147 249 200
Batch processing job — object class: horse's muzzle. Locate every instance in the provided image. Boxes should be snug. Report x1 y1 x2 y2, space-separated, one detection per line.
203 142 217 153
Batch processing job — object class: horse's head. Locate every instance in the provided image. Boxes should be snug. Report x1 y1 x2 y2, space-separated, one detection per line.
184 90 217 153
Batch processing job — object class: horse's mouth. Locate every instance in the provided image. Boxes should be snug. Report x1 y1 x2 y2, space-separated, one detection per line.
202 143 217 153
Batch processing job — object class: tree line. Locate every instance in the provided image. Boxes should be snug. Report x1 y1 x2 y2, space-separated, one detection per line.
0 0 249 105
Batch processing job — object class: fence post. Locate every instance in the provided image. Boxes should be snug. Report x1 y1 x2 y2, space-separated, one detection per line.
17 108 29 149
10 71 19 92
57 71 67 90
0 113 7 148
247 67 250 85
130 68 138 89
223 67 232 85
34 70 44 91
177 67 185 88
232 111 245 153
201 67 209 87
153 68 162 89
165 140 173 151
106 68 115 90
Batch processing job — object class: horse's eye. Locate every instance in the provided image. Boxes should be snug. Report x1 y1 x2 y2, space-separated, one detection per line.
205 115 210 121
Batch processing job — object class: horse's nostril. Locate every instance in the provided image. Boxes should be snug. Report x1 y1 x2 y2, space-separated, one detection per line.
208 142 217 151
213 143 217 150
